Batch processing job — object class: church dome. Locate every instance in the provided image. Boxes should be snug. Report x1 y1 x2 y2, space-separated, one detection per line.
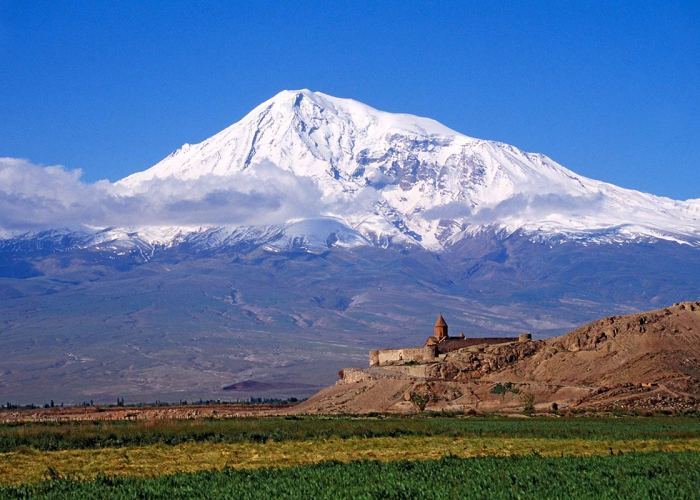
433 314 449 339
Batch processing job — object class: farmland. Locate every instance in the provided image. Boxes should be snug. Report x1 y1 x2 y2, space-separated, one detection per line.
1 415 699 497
3 452 700 499
2 415 700 452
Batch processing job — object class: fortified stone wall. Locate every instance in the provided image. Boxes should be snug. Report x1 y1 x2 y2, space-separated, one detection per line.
339 364 433 384
370 335 532 367
436 337 521 354
338 368 374 384
369 347 436 366
376 364 431 378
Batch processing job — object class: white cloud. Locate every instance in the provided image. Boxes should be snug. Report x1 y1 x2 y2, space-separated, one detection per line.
0 158 329 231
422 192 606 224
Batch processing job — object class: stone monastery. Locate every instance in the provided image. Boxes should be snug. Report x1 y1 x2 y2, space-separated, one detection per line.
369 315 531 367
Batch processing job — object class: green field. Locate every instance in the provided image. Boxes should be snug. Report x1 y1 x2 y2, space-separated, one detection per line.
2 415 699 452
1 416 699 498
3 453 699 499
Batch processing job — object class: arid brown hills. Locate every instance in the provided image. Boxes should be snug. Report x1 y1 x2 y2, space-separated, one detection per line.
294 302 700 414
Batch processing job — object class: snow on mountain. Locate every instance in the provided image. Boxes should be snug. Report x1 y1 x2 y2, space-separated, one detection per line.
261 218 370 254
12 90 700 251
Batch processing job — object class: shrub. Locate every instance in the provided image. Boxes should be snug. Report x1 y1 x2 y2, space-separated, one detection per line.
409 393 430 413
520 392 535 415
490 382 519 396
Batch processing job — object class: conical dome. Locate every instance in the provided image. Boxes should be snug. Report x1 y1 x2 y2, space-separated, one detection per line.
433 314 448 339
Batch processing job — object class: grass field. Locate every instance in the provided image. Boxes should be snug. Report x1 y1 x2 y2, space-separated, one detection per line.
3 435 700 485
1 416 699 497
3 453 699 499
2 415 699 452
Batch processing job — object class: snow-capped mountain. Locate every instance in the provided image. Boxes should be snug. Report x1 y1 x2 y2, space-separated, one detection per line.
113 89 700 250
2 90 699 404
1 90 699 254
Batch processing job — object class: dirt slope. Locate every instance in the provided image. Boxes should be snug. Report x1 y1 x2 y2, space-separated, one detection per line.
500 301 700 389
295 302 700 414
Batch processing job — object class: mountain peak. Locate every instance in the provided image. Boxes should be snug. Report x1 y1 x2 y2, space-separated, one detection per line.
257 88 323 111
269 88 322 103
116 91 700 250
118 89 465 190
256 89 462 137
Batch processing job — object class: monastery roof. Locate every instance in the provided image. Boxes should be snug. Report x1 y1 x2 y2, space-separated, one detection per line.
434 314 447 327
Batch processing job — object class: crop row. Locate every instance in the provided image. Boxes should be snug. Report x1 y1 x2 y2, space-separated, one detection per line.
3 452 699 499
2 415 700 452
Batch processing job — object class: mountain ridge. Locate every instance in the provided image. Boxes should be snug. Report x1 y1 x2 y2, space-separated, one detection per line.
115 89 700 250
2 89 699 252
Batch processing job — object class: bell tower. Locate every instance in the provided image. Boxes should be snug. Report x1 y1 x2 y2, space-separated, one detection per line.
434 314 448 340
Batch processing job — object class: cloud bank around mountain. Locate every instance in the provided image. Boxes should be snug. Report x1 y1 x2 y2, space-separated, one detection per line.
1 157 697 245
422 192 607 224
0 157 336 232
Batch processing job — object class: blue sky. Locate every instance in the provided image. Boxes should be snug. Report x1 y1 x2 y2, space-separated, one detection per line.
1 1 698 199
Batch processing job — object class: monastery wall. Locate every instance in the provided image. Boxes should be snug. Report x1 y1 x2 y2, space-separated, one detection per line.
369 347 435 366
369 335 532 367
338 368 374 384
436 337 521 354
368 315 532 368
376 364 431 378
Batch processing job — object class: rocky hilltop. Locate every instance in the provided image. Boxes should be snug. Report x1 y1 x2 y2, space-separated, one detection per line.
295 302 700 414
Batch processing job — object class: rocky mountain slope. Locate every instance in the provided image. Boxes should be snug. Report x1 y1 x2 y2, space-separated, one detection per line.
296 302 700 414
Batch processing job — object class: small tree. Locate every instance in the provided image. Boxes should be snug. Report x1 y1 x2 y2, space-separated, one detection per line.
550 402 559 414
520 392 535 415
409 392 430 413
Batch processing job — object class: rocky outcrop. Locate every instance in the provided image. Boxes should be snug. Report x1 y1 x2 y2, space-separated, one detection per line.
295 302 700 415
430 340 543 380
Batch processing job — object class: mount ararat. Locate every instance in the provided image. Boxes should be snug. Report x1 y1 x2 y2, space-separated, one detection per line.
0 90 698 404
121 90 700 248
